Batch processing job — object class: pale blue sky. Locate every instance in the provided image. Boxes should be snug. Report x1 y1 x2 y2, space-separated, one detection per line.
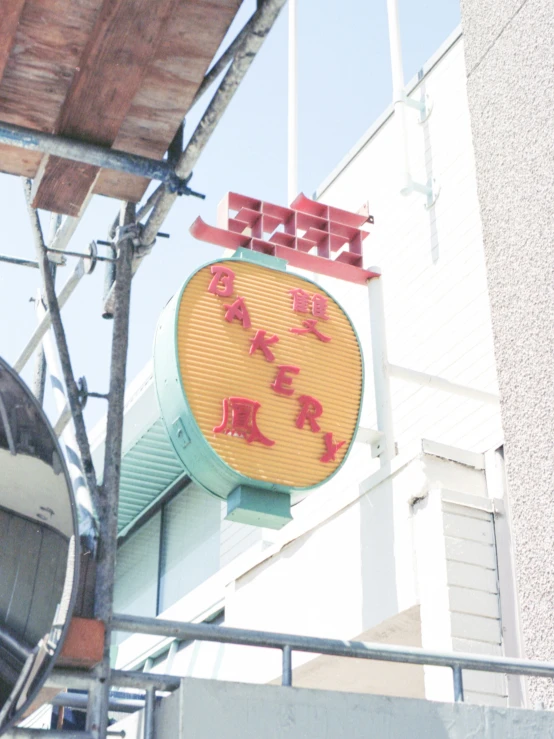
0 0 460 428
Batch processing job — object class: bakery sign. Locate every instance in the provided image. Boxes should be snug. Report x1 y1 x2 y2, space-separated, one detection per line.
154 193 372 528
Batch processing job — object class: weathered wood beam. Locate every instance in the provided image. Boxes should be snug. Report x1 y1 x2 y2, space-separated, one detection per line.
0 0 26 84
31 0 179 215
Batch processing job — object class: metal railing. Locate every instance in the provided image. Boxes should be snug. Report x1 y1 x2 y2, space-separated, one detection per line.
109 613 554 704
10 612 550 738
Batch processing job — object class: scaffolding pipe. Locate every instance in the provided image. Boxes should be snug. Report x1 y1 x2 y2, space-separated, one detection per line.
388 363 500 406
0 254 38 269
23 180 99 507
144 687 155 739
0 123 180 187
90 203 136 739
3 731 94 739
13 259 85 374
50 693 145 713
33 213 61 404
36 298 98 540
193 9 257 104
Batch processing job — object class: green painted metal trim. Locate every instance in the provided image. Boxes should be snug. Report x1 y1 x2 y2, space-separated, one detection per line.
153 252 364 509
226 485 293 529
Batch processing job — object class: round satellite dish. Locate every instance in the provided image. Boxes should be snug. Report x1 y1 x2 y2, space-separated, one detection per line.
0 357 79 734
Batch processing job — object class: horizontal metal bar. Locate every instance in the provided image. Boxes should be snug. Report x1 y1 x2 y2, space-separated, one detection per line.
110 670 180 692
47 247 115 263
3 731 94 739
47 670 94 690
111 613 554 679
0 121 177 186
50 692 144 713
388 363 500 405
0 254 39 269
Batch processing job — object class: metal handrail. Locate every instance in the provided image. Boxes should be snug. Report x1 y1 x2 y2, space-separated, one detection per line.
111 613 554 703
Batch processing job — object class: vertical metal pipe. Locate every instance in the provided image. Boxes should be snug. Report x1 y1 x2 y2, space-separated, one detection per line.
282 645 292 687
32 344 48 404
386 0 412 195
102 243 117 320
367 276 395 463
144 687 155 739
452 665 464 702
287 0 298 204
91 202 136 739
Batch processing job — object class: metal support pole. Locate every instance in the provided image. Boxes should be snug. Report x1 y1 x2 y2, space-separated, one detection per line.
33 213 61 404
452 665 464 702
90 202 136 739
36 298 98 539
386 0 433 200
287 0 298 204
386 0 411 194
282 645 292 687
144 687 155 739
22 180 99 504
367 275 395 463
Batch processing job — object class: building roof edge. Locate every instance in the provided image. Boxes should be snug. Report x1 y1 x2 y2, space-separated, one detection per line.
314 26 463 200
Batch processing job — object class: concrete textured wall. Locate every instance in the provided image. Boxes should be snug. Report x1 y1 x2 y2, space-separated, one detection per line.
459 0 554 706
112 678 554 739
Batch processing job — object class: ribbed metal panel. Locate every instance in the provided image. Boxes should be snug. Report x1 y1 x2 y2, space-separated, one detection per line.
118 418 184 532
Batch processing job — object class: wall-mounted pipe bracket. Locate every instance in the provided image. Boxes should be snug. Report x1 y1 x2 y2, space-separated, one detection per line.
401 176 440 209
403 92 433 123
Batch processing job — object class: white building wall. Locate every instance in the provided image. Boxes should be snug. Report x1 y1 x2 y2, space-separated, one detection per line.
315 31 501 462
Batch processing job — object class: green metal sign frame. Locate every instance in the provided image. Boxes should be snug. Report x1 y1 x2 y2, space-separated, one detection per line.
154 249 364 528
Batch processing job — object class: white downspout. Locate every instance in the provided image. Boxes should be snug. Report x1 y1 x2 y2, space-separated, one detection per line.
386 0 436 203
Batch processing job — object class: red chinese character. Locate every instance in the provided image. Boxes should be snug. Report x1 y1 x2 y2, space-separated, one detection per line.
312 293 329 320
271 365 300 396
208 265 235 297
223 297 251 329
213 397 274 446
320 432 345 463
296 395 323 433
250 330 279 362
289 288 311 313
290 319 331 343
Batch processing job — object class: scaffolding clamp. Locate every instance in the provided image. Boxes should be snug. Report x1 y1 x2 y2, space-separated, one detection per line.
167 171 206 199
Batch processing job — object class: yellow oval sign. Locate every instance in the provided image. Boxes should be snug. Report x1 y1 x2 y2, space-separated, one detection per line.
174 257 363 490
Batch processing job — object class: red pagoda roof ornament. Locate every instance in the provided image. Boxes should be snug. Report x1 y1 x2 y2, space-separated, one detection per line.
190 192 379 285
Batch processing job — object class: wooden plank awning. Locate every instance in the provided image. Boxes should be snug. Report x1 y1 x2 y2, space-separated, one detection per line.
0 0 242 216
